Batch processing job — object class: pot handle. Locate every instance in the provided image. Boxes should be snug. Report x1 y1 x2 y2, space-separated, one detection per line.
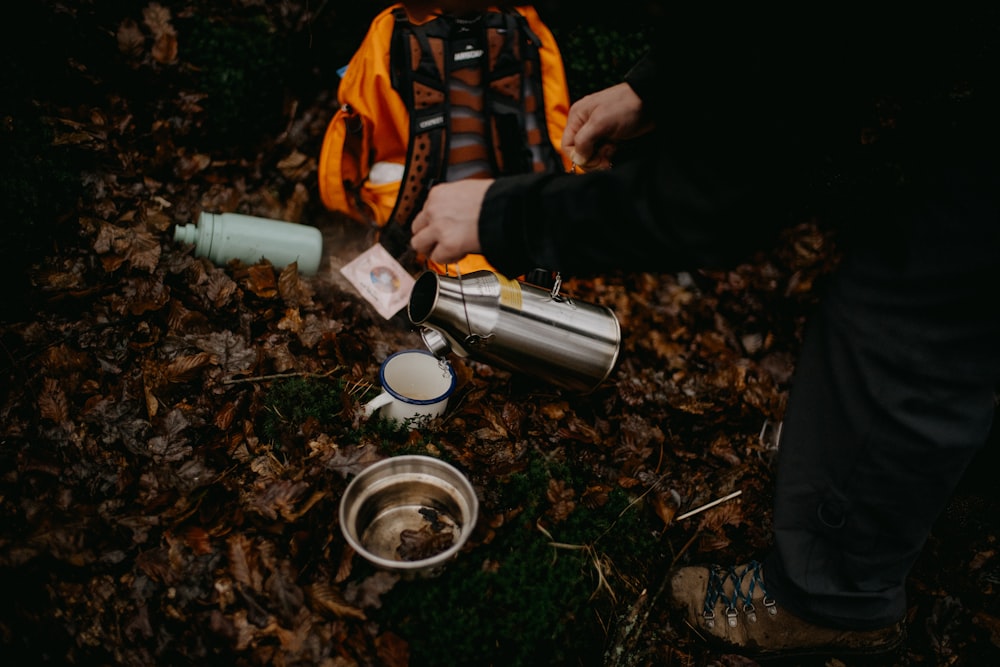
550 272 562 299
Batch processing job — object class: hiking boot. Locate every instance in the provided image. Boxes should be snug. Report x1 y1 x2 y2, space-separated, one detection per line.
668 560 905 660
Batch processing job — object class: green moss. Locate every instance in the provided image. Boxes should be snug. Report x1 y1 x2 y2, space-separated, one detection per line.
259 376 346 444
375 455 664 667
258 376 412 449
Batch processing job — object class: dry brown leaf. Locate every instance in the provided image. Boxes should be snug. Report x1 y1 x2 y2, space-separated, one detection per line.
151 30 178 65
228 609 255 651
143 3 177 64
146 408 191 462
278 263 314 307
277 307 303 334
166 298 207 332
546 478 576 523
708 433 742 466
246 479 310 520
973 610 1000 648
476 405 509 439
694 330 733 358
280 489 327 522
539 401 568 420
119 276 169 315
276 151 315 182
581 483 611 509
227 533 261 591
617 476 643 489
126 228 161 273
397 523 454 561
335 543 356 584
93 221 126 261
344 570 401 610
144 206 174 232
327 446 385 479
142 359 163 418
698 494 745 532
375 631 411 667
295 313 337 349
142 2 172 39
265 562 306 621
650 489 678 528
644 330 687 364
183 526 213 555
308 581 366 620
698 532 732 552
204 271 238 307
214 400 237 430
192 330 257 375
38 344 90 374
500 400 526 438
174 151 211 180
282 182 311 222
557 414 602 444
116 18 145 59
38 377 69 423
246 264 278 298
164 352 214 383
276 150 307 171
92 221 160 273
969 549 996 572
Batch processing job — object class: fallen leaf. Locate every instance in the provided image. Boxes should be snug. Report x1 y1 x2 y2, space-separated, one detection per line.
546 478 576 523
307 581 366 620
38 377 70 423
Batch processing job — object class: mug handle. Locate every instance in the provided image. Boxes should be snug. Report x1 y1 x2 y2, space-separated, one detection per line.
362 391 393 418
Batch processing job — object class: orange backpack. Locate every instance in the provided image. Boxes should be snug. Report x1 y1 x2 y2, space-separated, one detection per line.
318 3 572 275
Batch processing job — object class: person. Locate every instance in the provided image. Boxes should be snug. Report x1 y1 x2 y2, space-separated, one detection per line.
410 5 1000 660
318 0 573 277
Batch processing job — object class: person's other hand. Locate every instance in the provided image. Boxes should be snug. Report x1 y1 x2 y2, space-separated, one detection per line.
562 82 652 170
410 179 492 265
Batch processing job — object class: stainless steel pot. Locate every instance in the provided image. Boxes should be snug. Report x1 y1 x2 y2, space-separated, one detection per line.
338 455 479 577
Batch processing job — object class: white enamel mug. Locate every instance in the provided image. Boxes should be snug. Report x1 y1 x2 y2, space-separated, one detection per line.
363 350 456 427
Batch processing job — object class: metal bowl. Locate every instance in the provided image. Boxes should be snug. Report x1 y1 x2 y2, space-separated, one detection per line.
338 455 479 576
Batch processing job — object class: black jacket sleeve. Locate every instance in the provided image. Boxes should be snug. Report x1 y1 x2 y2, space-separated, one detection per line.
476 8 1000 280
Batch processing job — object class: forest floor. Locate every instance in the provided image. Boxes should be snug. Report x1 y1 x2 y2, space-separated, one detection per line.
2 2 1000 666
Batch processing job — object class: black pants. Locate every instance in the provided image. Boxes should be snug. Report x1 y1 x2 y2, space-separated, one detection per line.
764 162 1000 629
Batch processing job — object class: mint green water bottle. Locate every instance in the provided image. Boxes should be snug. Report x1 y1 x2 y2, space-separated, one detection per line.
173 211 323 275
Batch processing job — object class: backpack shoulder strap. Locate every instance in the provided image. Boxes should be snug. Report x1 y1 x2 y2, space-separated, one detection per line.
484 9 564 176
380 8 451 257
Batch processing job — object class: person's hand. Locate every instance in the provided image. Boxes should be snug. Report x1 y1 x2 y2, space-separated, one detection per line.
562 82 653 170
410 178 493 265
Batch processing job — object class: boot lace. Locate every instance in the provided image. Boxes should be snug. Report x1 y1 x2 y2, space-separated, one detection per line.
702 560 777 629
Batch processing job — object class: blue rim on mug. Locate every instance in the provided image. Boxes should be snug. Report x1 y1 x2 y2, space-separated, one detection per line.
379 349 456 405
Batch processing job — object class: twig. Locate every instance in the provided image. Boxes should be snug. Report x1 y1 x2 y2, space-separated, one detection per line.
222 368 341 385
675 490 742 521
